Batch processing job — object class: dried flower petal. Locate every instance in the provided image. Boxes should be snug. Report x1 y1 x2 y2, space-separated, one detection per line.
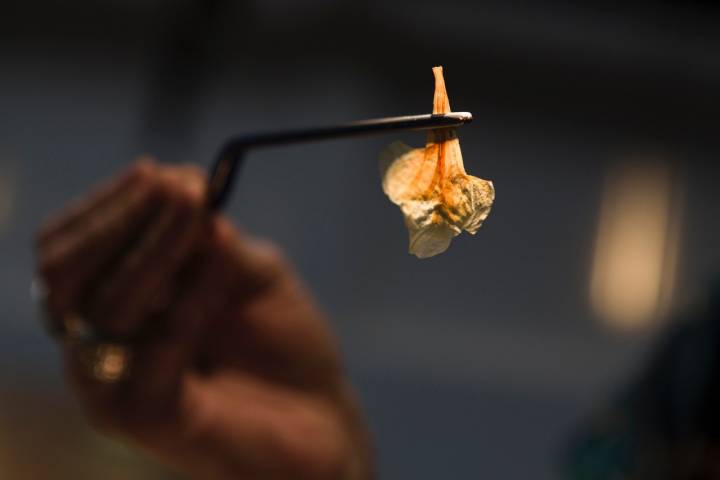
380 66 495 258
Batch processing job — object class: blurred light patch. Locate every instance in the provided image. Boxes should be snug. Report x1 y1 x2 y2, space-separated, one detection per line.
590 156 682 331
93 345 129 382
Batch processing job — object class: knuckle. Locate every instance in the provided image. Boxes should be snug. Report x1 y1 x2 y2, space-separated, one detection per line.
127 158 157 187
181 163 206 181
208 217 237 252
256 240 288 271
154 170 202 212
176 167 207 211
186 170 207 204
176 181 205 213
264 241 286 263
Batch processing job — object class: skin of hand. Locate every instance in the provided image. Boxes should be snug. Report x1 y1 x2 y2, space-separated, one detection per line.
34 158 373 480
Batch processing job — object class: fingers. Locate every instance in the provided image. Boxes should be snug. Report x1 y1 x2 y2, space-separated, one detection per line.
63 217 233 432
55 163 208 427
86 167 206 337
36 157 154 248
36 160 163 315
63 215 287 418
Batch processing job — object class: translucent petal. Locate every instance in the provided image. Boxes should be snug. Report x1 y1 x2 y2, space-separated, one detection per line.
379 66 495 258
408 221 456 259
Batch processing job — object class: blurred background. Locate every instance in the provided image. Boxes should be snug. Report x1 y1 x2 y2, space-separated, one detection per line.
1 0 720 478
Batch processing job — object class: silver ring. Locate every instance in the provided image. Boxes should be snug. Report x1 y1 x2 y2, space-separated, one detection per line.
32 278 133 383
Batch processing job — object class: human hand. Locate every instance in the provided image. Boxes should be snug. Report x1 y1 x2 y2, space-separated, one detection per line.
35 159 372 480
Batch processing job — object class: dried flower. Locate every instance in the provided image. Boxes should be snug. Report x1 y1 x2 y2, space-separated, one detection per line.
380 66 495 258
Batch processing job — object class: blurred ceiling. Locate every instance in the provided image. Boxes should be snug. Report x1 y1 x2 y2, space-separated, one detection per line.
4 0 720 146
